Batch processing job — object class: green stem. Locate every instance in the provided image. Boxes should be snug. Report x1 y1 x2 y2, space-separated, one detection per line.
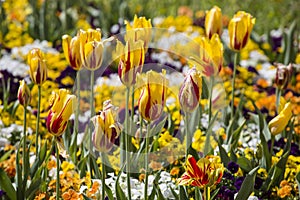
204 186 210 200
125 86 132 200
144 123 150 200
55 138 60 200
185 113 190 158
275 87 281 114
23 107 27 178
73 71 80 164
89 71 95 177
101 153 106 200
36 85 41 157
270 135 275 156
231 53 238 120
208 77 214 123
195 187 200 200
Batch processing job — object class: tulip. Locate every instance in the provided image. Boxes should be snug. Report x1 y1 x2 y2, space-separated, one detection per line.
91 100 122 152
27 48 48 85
228 11 255 51
117 38 145 87
17 80 31 107
125 15 152 50
275 63 292 90
46 89 76 136
179 67 202 113
178 155 223 188
268 102 292 135
205 6 223 39
62 34 82 70
138 70 168 122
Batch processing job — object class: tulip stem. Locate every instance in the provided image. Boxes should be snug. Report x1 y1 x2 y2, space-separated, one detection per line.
275 87 281 114
23 107 27 178
89 70 95 177
55 138 60 200
36 85 41 157
185 113 190 158
270 135 275 156
125 86 132 200
101 153 106 200
231 53 238 121
73 71 80 164
195 187 201 200
208 76 214 123
144 123 150 200
203 186 210 200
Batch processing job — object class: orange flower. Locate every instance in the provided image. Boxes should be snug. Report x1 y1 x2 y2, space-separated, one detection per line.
62 189 82 200
277 180 292 198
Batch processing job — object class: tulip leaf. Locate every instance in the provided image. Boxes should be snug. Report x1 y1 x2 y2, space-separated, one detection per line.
170 186 179 199
150 114 168 137
16 146 23 199
237 157 253 173
0 168 16 200
203 112 218 156
104 183 114 200
218 141 230 167
25 178 41 199
0 149 13 162
179 186 189 200
115 163 126 200
229 119 246 151
235 166 259 200
190 106 200 137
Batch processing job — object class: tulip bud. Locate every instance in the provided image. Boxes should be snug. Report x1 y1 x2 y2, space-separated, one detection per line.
92 100 122 152
46 89 77 136
275 63 292 90
268 102 292 136
228 11 255 51
179 67 202 113
27 48 48 85
117 39 145 87
62 34 82 70
17 80 31 107
138 70 168 122
205 6 223 39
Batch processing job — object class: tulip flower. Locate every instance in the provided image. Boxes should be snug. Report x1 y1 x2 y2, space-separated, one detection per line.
117 38 145 87
205 6 223 39
27 48 48 85
125 15 152 50
62 34 82 70
17 80 31 107
91 100 122 152
138 70 168 122
46 89 76 136
268 102 292 136
178 155 223 188
179 67 202 113
275 63 292 90
228 11 255 51
192 34 223 77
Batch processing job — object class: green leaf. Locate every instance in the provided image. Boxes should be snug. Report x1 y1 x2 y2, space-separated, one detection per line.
237 157 253 173
229 120 246 151
170 186 179 199
235 166 259 200
0 168 16 200
25 178 41 199
150 114 167 136
104 183 114 200
203 112 218 156
179 186 189 200
115 164 126 200
218 141 230 167
0 149 13 162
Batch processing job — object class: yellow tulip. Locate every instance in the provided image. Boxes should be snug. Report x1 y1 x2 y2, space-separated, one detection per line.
179 67 202 113
46 89 77 136
27 48 48 85
125 15 152 50
228 11 255 51
205 6 223 39
138 70 168 122
116 38 145 87
92 100 122 152
17 80 31 107
268 102 292 135
62 34 82 70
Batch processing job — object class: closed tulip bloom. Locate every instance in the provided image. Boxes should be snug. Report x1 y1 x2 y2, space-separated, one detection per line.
228 11 255 51
92 100 122 152
125 15 152 50
62 34 82 70
27 48 48 85
179 67 202 113
18 80 31 107
138 70 168 122
117 39 145 87
178 155 223 188
205 6 223 39
268 102 292 136
46 89 76 136
275 63 292 90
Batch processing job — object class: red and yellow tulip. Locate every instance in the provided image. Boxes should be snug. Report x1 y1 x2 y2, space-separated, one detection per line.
46 89 76 136
62 33 82 70
205 6 223 39
275 63 293 90
228 11 255 51
17 80 31 107
92 100 122 152
27 48 48 85
179 67 202 113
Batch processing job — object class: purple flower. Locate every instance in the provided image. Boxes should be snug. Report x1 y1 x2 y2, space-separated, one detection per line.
234 177 245 191
227 161 239 174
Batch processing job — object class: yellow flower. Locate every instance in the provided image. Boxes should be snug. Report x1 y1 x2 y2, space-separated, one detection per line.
17 80 31 107
138 70 168 122
205 6 223 39
125 15 152 50
27 48 48 85
92 100 122 152
179 67 202 113
116 38 145 87
268 102 292 135
178 155 224 188
46 89 77 136
62 33 82 70
228 11 255 51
